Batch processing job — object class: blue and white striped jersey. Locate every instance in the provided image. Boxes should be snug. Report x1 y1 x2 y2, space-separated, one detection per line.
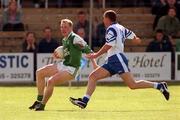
105 23 136 58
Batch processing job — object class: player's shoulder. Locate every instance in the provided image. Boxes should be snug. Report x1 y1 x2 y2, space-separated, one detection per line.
106 24 116 34
72 32 84 43
107 23 116 30
107 23 125 31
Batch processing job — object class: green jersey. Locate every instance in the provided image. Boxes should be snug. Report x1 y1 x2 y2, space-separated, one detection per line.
62 32 91 68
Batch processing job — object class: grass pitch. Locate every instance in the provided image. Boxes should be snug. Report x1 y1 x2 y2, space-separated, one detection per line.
0 84 179 120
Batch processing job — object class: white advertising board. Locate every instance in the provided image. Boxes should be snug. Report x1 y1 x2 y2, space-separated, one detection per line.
37 53 62 69
175 52 180 80
0 53 34 82
126 52 171 80
80 52 171 81
37 52 171 81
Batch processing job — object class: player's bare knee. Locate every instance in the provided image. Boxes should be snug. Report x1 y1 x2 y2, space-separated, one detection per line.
47 79 55 87
36 69 43 77
36 67 47 77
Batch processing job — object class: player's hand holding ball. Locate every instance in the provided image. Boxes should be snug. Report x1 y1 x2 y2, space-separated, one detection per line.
132 36 141 45
53 46 64 59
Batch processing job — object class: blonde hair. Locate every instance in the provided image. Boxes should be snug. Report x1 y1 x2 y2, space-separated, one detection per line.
60 19 73 27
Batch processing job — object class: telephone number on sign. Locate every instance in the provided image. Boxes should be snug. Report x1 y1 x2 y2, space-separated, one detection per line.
0 73 31 79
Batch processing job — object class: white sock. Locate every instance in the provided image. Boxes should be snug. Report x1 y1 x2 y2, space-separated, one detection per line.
84 94 91 99
153 83 158 89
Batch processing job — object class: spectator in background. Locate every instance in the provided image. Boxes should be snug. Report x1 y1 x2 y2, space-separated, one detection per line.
146 29 175 79
151 0 166 15
151 0 167 30
76 27 88 44
95 22 106 48
76 27 96 50
22 32 37 81
1 0 21 8
146 29 174 54
165 0 180 20
22 32 37 53
38 26 59 53
2 0 24 31
176 39 180 51
156 7 180 37
74 11 90 41
152 0 180 30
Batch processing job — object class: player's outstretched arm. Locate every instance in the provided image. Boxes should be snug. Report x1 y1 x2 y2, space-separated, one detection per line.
86 44 112 59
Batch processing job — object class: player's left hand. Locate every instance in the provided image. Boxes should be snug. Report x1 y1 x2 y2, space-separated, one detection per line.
132 36 141 45
85 53 98 59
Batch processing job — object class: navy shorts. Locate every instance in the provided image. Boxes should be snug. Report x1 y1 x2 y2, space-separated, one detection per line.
102 53 130 75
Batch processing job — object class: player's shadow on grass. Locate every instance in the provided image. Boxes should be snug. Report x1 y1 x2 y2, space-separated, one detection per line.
46 109 77 112
50 109 169 113
85 109 169 113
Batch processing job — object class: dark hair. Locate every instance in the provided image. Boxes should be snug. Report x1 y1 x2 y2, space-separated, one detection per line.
104 10 117 22
78 11 86 15
25 32 36 38
156 29 163 33
43 26 52 32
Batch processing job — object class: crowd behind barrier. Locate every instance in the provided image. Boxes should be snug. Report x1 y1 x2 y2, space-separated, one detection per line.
0 0 180 83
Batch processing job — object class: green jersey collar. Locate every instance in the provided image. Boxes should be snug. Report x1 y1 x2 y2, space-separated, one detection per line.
64 31 73 40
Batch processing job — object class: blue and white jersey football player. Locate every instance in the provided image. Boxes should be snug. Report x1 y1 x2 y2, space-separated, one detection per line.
70 10 170 109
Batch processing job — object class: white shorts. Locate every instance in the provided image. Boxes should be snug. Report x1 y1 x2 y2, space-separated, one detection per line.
57 62 79 77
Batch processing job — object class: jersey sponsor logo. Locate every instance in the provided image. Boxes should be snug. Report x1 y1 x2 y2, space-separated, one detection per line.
64 48 70 57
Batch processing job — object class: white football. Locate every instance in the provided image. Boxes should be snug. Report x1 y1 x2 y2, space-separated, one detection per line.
55 46 64 59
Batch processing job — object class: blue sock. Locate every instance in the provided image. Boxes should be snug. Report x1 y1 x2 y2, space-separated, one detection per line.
82 95 90 103
153 83 162 90
156 83 162 90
